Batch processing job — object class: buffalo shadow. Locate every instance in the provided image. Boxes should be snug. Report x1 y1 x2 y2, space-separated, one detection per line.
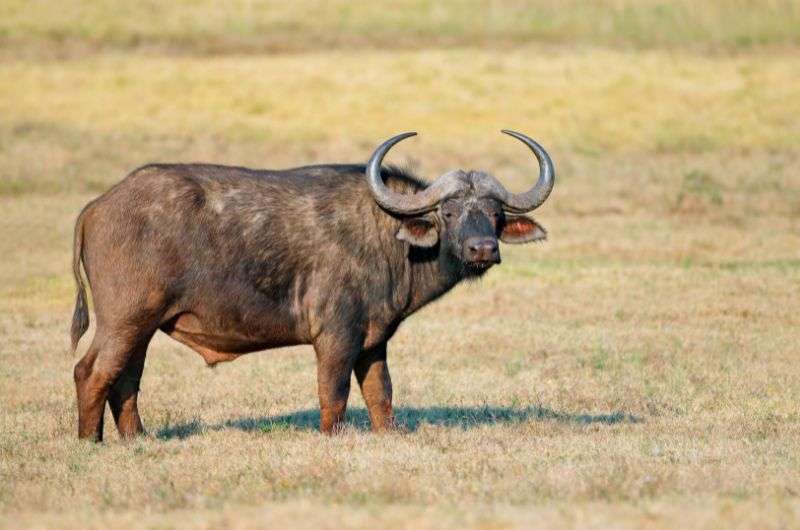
156 405 640 440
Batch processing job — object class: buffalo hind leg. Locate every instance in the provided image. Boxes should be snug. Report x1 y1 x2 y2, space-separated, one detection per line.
354 342 394 432
74 329 152 441
108 338 150 438
74 341 105 441
314 331 361 434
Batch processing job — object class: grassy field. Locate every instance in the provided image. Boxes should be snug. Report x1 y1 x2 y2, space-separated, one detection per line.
2 0 799 57
2 2 800 529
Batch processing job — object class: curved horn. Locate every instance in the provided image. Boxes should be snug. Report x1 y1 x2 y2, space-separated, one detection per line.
498 130 555 213
366 132 458 215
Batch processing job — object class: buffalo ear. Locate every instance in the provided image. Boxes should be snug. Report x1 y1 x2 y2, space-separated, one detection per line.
499 215 547 244
396 216 439 248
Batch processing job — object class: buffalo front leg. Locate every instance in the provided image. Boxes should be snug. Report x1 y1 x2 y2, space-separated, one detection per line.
354 342 394 431
313 332 361 434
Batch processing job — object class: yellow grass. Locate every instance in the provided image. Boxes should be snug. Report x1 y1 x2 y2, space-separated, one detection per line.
1 47 798 197
2 3 800 529
2 0 799 57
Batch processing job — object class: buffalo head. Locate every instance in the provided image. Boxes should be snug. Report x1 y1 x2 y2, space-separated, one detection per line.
366 130 554 275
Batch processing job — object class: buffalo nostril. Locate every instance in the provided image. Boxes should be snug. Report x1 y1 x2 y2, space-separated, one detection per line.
479 241 498 254
465 238 499 262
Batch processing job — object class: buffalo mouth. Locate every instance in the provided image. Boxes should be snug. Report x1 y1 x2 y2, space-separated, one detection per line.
463 258 500 276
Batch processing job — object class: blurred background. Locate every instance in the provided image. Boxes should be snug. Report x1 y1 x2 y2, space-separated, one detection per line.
1 2 799 528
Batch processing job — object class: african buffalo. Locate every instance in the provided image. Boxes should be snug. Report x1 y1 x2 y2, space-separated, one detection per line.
70 130 554 440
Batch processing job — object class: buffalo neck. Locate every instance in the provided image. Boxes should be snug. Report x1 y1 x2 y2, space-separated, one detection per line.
402 243 464 317
364 171 467 318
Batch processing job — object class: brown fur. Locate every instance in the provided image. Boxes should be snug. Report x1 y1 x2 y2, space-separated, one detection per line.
71 163 546 440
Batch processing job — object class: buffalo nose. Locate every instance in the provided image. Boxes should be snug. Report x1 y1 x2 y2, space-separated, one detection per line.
465 237 500 263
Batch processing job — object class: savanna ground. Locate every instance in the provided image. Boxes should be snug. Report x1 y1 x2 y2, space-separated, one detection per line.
1 1 800 528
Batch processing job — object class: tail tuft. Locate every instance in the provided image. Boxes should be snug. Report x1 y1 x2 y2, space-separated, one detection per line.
70 287 89 351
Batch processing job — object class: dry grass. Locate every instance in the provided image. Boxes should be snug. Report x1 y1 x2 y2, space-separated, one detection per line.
2 3 800 529
2 0 799 58
1 47 798 197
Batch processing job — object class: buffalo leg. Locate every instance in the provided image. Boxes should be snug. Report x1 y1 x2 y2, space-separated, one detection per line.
74 341 105 441
313 332 360 434
108 339 150 438
74 329 151 441
354 342 394 431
